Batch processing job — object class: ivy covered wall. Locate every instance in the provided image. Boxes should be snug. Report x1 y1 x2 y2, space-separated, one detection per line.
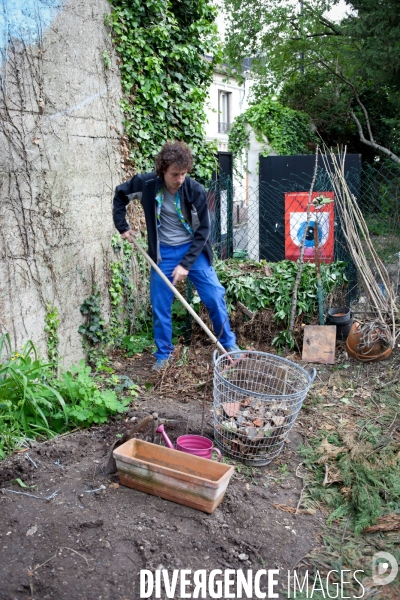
106 0 221 181
0 0 223 365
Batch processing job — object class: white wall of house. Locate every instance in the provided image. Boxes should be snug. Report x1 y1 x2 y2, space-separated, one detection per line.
205 8 271 260
204 71 247 152
205 69 252 201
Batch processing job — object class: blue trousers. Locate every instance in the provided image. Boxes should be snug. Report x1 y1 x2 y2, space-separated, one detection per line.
150 242 236 360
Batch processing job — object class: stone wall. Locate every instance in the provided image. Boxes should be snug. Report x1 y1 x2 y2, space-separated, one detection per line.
0 0 125 364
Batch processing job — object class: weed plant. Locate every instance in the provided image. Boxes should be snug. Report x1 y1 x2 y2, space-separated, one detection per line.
52 361 130 428
0 334 67 457
214 258 347 347
121 334 155 356
44 304 60 367
0 334 131 458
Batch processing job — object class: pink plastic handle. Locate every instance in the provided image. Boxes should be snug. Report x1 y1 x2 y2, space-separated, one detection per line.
212 447 222 462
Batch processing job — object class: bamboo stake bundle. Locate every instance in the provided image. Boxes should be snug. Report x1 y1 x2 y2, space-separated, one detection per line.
320 147 398 344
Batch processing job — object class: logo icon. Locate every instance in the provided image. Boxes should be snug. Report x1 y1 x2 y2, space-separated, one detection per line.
372 552 398 585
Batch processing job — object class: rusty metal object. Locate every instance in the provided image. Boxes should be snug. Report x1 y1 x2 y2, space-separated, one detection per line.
302 325 336 364
104 414 154 474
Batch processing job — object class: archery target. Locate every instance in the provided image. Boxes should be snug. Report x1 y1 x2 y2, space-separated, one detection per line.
284 192 334 263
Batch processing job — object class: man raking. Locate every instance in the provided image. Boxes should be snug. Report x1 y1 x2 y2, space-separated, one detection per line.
113 141 240 370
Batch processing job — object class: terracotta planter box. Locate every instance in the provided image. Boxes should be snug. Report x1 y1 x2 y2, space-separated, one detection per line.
113 439 234 514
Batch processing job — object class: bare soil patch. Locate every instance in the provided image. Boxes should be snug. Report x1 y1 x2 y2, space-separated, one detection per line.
0 344 398 599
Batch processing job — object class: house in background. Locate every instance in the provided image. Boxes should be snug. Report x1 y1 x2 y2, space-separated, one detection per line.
204 60 267 261
204 63 257 258
204 58 256 185
204 67 246 154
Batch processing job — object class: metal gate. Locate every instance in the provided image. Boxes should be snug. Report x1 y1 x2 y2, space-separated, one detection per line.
257 154 360 295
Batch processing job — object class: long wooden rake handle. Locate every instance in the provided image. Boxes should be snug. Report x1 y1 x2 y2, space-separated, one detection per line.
130 237 226 355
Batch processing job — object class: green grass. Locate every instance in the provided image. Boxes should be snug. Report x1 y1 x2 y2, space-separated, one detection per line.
291 377 400 598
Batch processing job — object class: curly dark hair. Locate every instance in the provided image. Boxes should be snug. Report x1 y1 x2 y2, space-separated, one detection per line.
155 141 193 176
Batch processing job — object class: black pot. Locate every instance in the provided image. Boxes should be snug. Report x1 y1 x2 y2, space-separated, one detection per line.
326 306 353 341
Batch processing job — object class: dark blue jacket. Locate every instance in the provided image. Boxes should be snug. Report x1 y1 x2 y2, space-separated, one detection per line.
113 172 213 270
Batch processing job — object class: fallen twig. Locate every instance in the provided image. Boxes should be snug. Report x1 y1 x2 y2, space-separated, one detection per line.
388 412 398 434
322 463 329 486
272 503 314 515
154 362 170 392
365 439 396 457
295 462 307 513
290 554 312 571
29 428 81 447
2 488 59 501
31 546 89 573
63 547 90 566
237 301 256 319
341 516 350 543
30 550 59 573
376 367 400 389
25 453 38 469
84 485 106 494
186 381 206 388
46 490 59 500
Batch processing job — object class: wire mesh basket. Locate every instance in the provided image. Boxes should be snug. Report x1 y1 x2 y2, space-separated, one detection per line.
213 350 316 466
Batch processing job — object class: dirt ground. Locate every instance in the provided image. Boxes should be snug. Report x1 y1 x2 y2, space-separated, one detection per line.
0 344 398 600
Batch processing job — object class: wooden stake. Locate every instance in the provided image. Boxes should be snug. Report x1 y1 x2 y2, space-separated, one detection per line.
289 147 319 334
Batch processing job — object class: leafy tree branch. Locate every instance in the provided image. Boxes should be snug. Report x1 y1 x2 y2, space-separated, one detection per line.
228 97 316 166
351 111 400 166
224 0 400 161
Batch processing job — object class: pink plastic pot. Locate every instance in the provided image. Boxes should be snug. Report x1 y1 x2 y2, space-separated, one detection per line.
156 424 222 462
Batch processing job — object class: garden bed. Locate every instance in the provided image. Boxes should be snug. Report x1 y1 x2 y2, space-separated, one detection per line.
0 342 399 599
